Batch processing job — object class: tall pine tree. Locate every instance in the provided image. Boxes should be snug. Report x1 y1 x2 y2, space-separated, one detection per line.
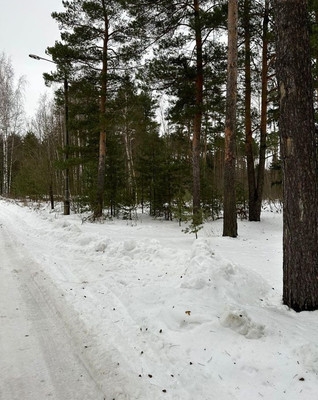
223 0 238 237
125 0 227 225
275 0 318 311
48 0 136 218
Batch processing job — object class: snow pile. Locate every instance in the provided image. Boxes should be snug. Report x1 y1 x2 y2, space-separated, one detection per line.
0 199 318 400
220 307 265 339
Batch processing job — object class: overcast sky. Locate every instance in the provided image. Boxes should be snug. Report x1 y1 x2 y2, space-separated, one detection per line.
0 0 64 119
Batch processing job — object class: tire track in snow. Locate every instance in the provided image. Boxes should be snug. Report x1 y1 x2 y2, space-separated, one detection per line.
0 221 105 400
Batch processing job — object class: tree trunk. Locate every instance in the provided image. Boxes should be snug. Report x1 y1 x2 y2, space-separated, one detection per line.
254 0 269 220
94 1 108 219
245 0 269 221
243 0 257 220
124 127 137 205
49 182 54 210
63 77 70 215
2 131 8 196
275 0 318 311
223 0 238 237
192 0 204 225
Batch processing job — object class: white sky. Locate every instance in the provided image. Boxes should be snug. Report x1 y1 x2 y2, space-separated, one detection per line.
0 0 64 119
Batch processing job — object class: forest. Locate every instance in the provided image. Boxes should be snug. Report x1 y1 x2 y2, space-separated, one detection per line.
0 0 286 223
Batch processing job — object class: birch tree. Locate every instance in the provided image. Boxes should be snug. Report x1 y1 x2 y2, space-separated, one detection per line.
0 53 24 196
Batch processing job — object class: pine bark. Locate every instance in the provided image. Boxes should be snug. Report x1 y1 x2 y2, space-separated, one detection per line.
255 0 269 220
192 0 203 224
63 77 70 215
223 0 238 237
94 0 108 219
275 0 318 311
243 0 256 219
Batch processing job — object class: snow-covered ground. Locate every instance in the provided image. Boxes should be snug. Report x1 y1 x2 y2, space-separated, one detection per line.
0 198 317 400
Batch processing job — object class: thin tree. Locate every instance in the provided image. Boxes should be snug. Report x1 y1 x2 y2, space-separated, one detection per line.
275 0 318 311
223 0 238 237
95 0 108 219
192 0 204 225
243 0 271 221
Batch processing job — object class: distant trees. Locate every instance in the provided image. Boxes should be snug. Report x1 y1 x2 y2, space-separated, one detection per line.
105 77 161 216
12 131 47 199
0 53 25 196
275 0 318 311
125 0 227 225
242 0 272 221
11 96 63 204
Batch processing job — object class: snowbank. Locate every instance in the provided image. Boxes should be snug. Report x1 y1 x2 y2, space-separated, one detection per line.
0 199 317 400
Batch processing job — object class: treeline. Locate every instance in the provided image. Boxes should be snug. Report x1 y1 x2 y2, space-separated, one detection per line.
4 0 318 222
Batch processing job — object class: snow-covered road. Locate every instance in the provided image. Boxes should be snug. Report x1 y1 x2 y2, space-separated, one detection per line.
0 216 104 400
1 199 318 400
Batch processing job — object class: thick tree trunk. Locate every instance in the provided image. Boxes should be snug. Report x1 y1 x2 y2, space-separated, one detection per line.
192 0 203 225
223 0 238 237
275 0 318 311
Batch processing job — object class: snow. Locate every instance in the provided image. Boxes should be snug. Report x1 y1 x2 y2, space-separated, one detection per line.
0 198 317 399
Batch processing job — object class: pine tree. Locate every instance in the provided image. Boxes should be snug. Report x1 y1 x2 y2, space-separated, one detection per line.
242 0 272 221
47 0 136 218
275 0 318 311
125 0 227 225
223 0 238 237
309 0 318 116
108 77 159 212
